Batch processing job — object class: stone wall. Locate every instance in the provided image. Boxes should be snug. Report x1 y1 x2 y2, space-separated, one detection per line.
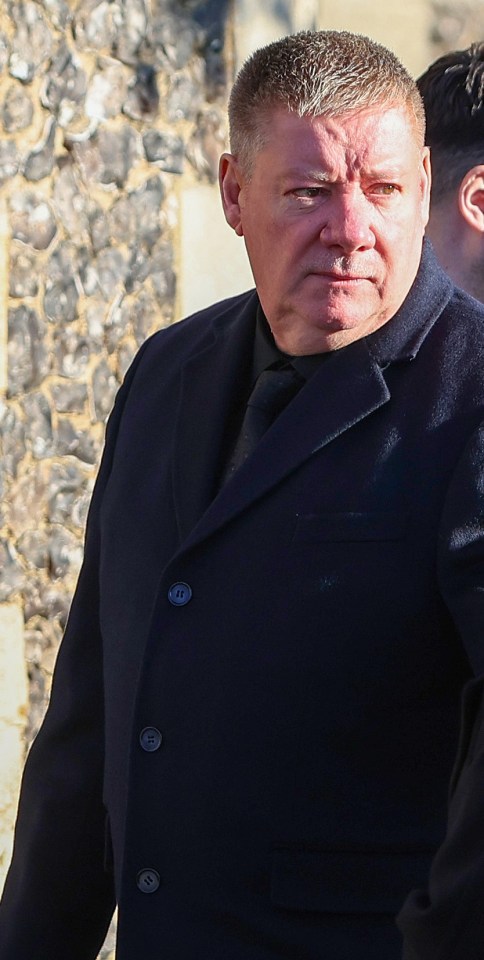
0 0 232 733
0 0 231 919
1 0 484 954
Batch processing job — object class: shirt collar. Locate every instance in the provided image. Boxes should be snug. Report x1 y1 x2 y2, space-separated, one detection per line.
252 306 328 383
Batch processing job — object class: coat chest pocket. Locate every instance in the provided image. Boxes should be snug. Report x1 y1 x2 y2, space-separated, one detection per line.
293 511 408 543
270 846 431 915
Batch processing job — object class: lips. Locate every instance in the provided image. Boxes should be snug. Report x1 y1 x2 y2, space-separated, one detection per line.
310 271 371 282
324 273 366 281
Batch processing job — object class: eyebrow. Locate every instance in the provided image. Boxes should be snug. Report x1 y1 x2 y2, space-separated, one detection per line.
281 164 406 184
282 169 333 182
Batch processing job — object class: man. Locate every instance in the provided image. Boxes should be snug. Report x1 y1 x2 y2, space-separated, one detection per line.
417 42 484 301
1 29 484 960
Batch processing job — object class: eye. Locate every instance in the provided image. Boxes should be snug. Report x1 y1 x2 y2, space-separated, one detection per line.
291 187 328 200
370 183 399 196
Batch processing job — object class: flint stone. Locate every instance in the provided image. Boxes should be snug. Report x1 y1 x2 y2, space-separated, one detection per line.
117 339 137 379
79 257 100 297
40 43 87 115
112 0 149 65
125 248 151 292
0 33 9 72
73 124 140 187
57 419 101 464
143 129 184 173
71 481 93 530
92 247 127 299
44 277 79 323
40 0 72 29
0 140 19 185
8 466 48 536
86 299 108 345
47 240 85 283
92 359 118 420
23 392 55 459
150 242 176 302
0 539 25 601
29 645 57 695
24 618 61 662
186 108 226 182
167 70 203 121
17 530 50 570
44 241 84 322
85 58 130 121
0 401 26 478
2 82 34 132
201 31 227 103
55 330 91 379
10 190 57 249
9 1 54 83
109 176 164 250
74 0 147 61
104 298 129 353
47 461 88 525
25 660 48 745
106 195 135 244
125 240 175 300
125 287 158 346
88 202 111 253
191 0 230 98
52 164 90 240
151 13 199 70
48 525 84 579
23 577 70 627
72 0 116 51
24 116 57 182
8 306 49 395
123 64 159 120
51 381 88 413
9 241 39 297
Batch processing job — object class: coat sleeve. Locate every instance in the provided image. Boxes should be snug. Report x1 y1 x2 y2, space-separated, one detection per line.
398 421 484 960
0 343 150 960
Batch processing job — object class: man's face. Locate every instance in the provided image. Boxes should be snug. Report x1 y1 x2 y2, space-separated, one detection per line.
220 104 431 355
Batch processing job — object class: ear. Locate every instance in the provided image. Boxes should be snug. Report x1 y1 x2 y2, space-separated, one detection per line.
458 165 484 233
421 146 432 228
219 153 245 237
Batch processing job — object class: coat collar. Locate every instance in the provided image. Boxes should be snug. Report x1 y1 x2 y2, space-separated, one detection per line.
365 239 453 365
172 241 453 551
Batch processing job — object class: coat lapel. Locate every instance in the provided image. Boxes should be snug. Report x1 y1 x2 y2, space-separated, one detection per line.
179 336 390 553
172 242 454 555
172 293 258 543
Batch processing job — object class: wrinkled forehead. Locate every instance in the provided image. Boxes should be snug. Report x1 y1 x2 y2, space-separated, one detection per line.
255 102 423 163
271 97 421 137
238 97 424 179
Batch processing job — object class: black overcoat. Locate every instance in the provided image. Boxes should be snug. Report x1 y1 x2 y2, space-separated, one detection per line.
2 244 484 959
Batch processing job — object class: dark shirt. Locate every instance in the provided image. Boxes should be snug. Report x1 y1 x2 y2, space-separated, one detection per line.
252 305 328 383
216 306 329 489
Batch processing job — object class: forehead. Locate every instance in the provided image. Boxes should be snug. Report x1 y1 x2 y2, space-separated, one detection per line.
254 103 420 174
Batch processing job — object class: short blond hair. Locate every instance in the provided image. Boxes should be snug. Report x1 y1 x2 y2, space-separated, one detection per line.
229 30 426 174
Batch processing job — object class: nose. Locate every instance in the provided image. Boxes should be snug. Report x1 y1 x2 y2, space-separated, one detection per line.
320 192 375 253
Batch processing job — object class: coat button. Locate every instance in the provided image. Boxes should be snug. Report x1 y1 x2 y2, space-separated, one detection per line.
139 727 162 752
137 869 160 893
168 581 192 606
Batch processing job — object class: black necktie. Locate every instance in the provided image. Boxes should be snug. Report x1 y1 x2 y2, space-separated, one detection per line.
221 365 304 484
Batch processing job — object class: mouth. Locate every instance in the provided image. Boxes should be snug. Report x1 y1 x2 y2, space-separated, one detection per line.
310 271 371 284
